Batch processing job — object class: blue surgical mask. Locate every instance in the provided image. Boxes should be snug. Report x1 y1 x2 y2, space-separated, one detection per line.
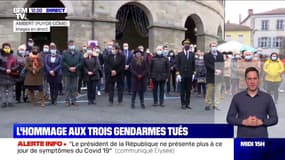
245 55 253 61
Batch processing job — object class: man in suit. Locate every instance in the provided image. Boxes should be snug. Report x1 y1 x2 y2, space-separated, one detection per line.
175 39 195 109
122 43 133 95
204 41 224 110
105 45 126 105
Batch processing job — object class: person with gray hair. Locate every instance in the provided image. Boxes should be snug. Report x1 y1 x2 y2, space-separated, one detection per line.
150 45 170 107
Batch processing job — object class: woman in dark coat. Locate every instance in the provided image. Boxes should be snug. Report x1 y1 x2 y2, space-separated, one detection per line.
83 46 100 105
44 48 62 105
130 50 148 109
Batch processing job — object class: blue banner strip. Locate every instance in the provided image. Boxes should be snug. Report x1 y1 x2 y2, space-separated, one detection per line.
13 124 233 138
235 139 285 160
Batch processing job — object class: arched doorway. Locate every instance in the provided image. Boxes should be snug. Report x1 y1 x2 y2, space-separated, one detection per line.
116 4 150 50
185 14 204 49
25 0 67 51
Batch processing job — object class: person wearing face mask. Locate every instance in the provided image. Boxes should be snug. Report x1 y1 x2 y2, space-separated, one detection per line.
122 43 133 95
130 50 148 109
0 43 19 107
41 44 50 101
49 42 64 96
62 40 82 106
231 51 242 95
24 46 45 107
168 50 177 92
44 44 62 105
150 45 170 107
175 39 195 109
104 45 125 106
102 41 114 94
237 50 260 92
26 38 34 53
263 52 284 104
223 52 232 97
15 44 28 103
204 41 224 111
77 44 88 95
195 50 206 98
82 46 101 105
95 46 104 96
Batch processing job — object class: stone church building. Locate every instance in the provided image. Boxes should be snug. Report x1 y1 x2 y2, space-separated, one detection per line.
0 0 225 51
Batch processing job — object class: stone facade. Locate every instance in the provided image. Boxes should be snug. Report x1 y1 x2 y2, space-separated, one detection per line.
0 0 225 52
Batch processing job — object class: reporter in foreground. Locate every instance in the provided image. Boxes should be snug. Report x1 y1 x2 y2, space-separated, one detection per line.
226 67 278 138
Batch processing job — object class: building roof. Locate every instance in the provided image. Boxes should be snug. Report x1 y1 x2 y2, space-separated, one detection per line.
241 8 285 24
255 8 285 15
225 23 252 31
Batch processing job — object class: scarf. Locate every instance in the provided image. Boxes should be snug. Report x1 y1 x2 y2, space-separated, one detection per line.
29 53 40 69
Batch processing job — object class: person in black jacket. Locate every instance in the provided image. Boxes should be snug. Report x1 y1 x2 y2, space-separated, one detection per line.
105 45 125 106
130 50 147 109
150 45 170 107
82 46 101 105
175 39 195 109
204 41 224 110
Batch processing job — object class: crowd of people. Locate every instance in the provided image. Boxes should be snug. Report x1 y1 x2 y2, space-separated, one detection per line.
0 38 284 110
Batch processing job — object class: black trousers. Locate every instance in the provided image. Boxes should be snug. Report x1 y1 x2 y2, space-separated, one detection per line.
15 81 25 101
125 71 132 93
180 77 192 106
87 80 98 102
153 80 166 104
49 81 60 102
109 77 124 103
131 91 144 105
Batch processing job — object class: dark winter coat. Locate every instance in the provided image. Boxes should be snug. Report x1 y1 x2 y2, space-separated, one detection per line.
104 53 125 81
62 49 82 77
0 51 19 86
44 54 62 83
82 56 101 81
130 58 147 92
150 55 170 81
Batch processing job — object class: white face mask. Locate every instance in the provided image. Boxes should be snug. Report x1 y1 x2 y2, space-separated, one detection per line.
228 55 233 59
123 47 128 50
43 48 49 53
271 56 277 61
87 50 93 55
50 49 56 55
157 51 162 55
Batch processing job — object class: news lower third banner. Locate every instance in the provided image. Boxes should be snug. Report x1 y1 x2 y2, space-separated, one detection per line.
0 124 284 160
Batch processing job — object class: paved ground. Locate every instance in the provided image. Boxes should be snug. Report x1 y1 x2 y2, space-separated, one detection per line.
0 89 284 138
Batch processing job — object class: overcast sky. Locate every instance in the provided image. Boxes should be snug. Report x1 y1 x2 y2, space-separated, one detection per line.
225 0 285 23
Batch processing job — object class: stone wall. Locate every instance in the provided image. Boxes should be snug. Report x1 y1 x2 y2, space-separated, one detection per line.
0 0 224 52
